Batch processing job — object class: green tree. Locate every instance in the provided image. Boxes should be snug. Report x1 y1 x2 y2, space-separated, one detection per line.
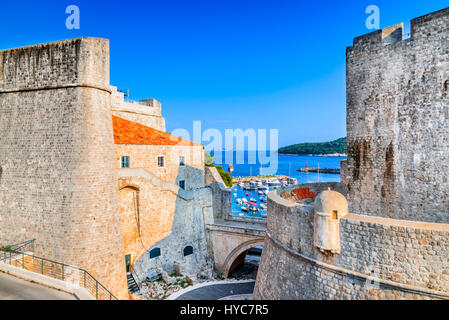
204 151 233 187
278 137 347 155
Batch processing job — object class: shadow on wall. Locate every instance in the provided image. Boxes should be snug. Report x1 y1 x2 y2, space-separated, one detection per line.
126 165 214 281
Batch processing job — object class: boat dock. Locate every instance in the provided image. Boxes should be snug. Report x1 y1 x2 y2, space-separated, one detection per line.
297 168 340 174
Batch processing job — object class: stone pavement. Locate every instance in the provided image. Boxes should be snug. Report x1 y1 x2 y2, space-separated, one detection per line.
173 280 255 300
0 272 76 300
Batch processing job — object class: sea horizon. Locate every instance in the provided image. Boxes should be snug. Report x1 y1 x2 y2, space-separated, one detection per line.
210 150 346 184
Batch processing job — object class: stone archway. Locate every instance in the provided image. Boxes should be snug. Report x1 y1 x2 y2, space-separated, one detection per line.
221 239 265 278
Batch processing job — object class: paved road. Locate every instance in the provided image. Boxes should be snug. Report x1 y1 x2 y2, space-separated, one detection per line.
0 272 76 300
175 281 255 300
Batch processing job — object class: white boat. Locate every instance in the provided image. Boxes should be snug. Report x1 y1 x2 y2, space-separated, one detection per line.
250 198 257 203
234 193 237 197
260 204 267 210
268 179 281 186
241 206 249 212
242 198 248 204
258 191 264 196
236 199 242 205
249 206 259 213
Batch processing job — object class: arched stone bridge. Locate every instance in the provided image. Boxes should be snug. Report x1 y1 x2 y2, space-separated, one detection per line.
206 220 266 278
205 168 267 278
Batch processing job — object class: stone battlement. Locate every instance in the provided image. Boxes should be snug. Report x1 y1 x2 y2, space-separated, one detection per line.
349 7 449 50
110 86 165 131
0 37 110 93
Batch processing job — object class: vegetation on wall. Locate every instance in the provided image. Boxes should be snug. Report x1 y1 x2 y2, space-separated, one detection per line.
278 137 347 155
205 151 233 187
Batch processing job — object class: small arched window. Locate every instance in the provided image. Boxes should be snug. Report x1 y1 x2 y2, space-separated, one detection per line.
149 248 161 259
183 246 193 257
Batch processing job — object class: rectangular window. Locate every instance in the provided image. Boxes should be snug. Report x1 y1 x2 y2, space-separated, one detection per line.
120 156 130 168
179 180 185 190
179 156 186 167
157 156 165 168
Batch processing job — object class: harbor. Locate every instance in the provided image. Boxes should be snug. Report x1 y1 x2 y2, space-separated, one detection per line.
231 177 299 218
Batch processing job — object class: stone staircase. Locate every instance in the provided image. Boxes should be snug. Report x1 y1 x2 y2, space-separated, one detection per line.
127 272 140 294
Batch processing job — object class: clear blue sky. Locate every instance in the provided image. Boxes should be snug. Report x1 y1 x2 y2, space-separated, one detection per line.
1 0 447 147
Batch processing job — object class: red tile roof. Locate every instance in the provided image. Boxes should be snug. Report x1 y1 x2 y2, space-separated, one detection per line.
292 188 316 201
112 116 202 147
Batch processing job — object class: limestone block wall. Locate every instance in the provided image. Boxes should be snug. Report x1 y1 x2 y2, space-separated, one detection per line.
0 38 127 298
253 184 449 300
117 168 214 281
111 86 166 131
205 166 231 222
115 144 205 190
133 186 213 279
346 8 449 223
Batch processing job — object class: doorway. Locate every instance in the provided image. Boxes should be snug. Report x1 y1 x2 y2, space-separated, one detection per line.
125 254 131 273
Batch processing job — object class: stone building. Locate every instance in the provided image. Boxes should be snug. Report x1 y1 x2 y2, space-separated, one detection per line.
0 37 213 299
113 114 214 281
254 7 449 300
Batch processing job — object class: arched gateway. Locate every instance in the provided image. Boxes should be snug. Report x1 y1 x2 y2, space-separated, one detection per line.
206 223 265 278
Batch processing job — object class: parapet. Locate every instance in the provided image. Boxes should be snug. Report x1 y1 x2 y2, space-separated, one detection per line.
110 86 162 116
411 6 449 36
0 37 110 93
348 6 449 51
110 85 165 130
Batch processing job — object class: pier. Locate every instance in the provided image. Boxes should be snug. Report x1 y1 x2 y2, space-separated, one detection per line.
297 168 340 174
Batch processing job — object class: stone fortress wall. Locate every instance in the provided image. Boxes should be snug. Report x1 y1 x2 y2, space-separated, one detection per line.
0 38 128 298
131 184 214 280
254 184 449 300
346 7 449 223
254 8 449 300
116 157 214 281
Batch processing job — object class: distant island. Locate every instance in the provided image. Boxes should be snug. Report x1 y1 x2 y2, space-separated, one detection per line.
278 137 347 156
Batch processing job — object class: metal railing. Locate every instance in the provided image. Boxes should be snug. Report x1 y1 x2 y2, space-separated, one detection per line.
130 264 142 290
0 240 118 300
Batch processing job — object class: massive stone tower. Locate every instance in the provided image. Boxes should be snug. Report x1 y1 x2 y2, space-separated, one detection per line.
0 38 127 298
254 8 449 300
345 7 449 223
